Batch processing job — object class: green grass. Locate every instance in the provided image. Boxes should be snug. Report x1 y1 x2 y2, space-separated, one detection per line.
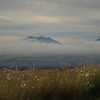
0 64 100 100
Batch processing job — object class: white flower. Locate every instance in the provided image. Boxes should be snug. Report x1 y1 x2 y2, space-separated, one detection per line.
85 73 89 77
87 82 89 84
32 86 34 89
80 70 83 72
24 84 26 87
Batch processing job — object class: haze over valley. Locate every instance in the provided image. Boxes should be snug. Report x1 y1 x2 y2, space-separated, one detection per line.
0 36 100 68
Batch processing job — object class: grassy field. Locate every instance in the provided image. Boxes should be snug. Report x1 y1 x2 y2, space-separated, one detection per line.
0 64 100 100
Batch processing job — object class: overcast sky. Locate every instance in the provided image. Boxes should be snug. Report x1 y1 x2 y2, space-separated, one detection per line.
0 0 100 43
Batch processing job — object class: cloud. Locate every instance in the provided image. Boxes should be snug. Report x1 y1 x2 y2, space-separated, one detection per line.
0 40 100 56
0 0 100 42
2 15 64 23
0 36 22 42
54 37 87 44
33 16 63 23
0 16 11 20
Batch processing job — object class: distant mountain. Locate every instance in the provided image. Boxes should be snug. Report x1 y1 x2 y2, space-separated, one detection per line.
24 36 61 44
95 38 100 41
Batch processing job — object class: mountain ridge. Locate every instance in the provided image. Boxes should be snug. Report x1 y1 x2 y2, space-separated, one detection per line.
24 36 61 44
95 38 100 41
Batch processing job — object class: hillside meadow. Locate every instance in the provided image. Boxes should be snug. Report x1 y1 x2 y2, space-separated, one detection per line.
0 64 100 100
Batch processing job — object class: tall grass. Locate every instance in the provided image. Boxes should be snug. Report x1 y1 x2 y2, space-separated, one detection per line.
0 64 100 100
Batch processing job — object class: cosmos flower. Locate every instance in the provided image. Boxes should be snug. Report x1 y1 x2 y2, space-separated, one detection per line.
85 73 89 77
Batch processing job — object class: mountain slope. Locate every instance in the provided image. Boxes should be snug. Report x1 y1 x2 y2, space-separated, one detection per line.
24 36 61 44
95 38 100 41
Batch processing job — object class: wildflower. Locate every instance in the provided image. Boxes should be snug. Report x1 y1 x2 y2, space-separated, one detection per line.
24 84 26 87
37 79 39 81
98 64 100 67
83 66 86 69
28 73 31 76
87 87 89 90
90 84 93 87
35 75 38 78
90 78 93 80
7 78 11 81
39 79 43 81
32 86 34 89
7 73 11 76
85 73 89 77
21 84 23 88
2 84 4 87
93 73 95 75
21 81 25 83
87 82 89 84
80 70 83 72
22 75 24 77
0 77 2 79
94 69 97 72
21 83 26 88
52 80 54 82
17 78 20 80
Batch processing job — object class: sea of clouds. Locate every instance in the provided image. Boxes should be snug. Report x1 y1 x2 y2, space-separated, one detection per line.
0 40 100 56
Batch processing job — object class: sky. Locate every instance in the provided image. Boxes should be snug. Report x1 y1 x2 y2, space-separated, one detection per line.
0 0 100 43
0 0 100 56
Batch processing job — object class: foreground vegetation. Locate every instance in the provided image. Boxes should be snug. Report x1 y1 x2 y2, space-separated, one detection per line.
0 64 100 100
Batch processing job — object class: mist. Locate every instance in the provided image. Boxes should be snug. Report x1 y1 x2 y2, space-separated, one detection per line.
0 40 100 56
